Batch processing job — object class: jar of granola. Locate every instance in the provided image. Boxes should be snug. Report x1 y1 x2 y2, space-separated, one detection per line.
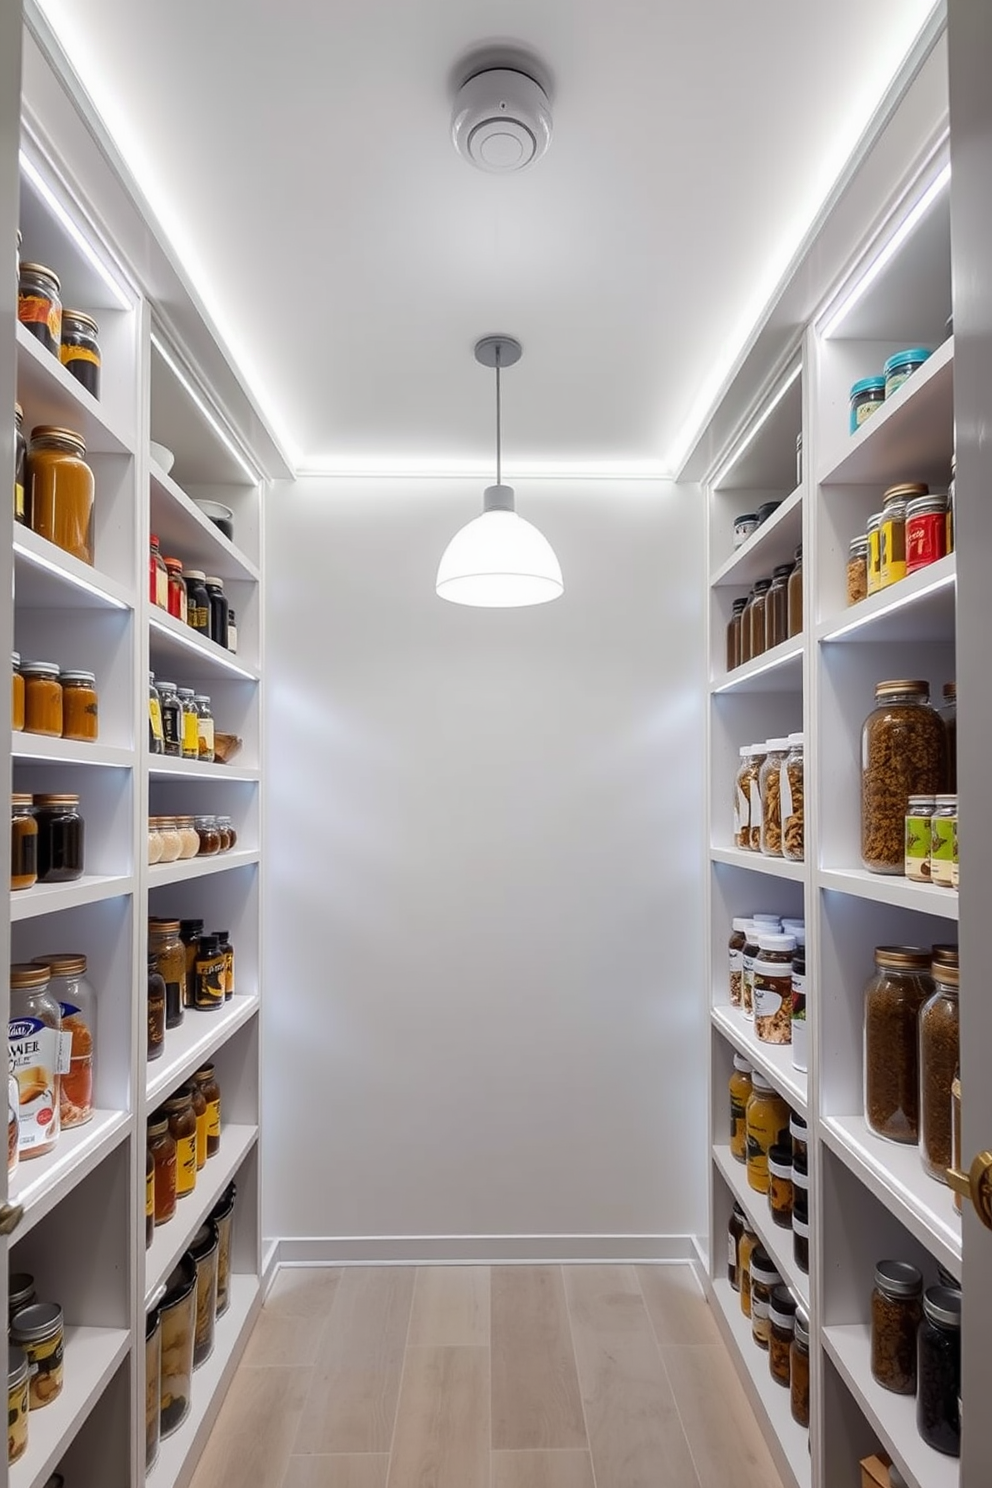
920 958 959 1183
847 535 869 605
759 739 789 856
863 946 932 1144
861 681 945 873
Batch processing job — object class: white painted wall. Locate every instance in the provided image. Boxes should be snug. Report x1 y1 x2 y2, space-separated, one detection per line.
262 477 706 1252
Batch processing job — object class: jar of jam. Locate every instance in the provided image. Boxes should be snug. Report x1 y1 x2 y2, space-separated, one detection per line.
164 1087 197 1198
165 559 187 622
28 426 94 565
791 1310 810 1426
749 1250 781 1350
195 816 221 855
147 952 166 1061
148 1112 177 1224
59 310 101 397
34 793 84 882
12 652 23 731
14 403 27 525
769 1285 796 1387
217 816 233 852
21 660 63 736
32 954 95 1129
149 920 186 1030
906 492 948 573
146 1146 155 1247
18 262 62 353
59 670 99 741
11 794 38 891
193 1064 221 1158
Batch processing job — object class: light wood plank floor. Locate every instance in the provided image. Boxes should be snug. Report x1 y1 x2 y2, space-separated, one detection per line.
190 1264 784 1488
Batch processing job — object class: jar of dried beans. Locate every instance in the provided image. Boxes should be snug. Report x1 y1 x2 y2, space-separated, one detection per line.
861 680 945 873
753 933 795 1045
871 1260 922 1393
920 956 959 1183
863 946 932 1144
759 739 789 856
780 734 804 861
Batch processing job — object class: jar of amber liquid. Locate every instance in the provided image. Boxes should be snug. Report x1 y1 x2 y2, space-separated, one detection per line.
164 1087 197 1198
21 660 62 736
787 546 803 637
149 920 186 1030
146 1146 155 1247
147 953 166 1061
59 670 99 741
29 426 94 564
148 1113 177 1225
11 652 23 731
190 1081 208 1170
193 1064 221 1158
34 793 84 882
768 1144 793 1228
11 795 37 891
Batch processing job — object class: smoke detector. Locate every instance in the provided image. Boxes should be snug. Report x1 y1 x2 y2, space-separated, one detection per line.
452 68 553 173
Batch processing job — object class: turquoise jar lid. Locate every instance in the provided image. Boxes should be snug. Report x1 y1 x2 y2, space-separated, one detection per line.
883 347 931 374
850 375 886 398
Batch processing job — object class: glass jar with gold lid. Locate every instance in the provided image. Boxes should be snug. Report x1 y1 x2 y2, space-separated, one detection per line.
28 425 94 564
864 946 932 1143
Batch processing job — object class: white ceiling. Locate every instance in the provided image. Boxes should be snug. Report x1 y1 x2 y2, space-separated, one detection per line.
38 0 937 476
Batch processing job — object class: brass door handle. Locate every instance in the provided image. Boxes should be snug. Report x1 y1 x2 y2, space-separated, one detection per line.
0 1202 23 1237
947 1150 992 1229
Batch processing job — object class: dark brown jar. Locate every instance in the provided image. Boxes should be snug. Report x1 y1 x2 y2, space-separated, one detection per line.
871 1260 922 1394
863 946 932 1143
792 1152 809 1274
195 816 221 855
214 929 234 1000
768 1145 793 1228
767 563 792 650
34 793 84 881
180 920 203 1008
749 578 772 660
150 920 186 1030
193 1064 221 1157
148 1112 177 1225
190 1081 208 1170
59 310 101 398
787 546 803 637
749 1250 781 1350
18 262 61 353
727 597 747 672
164 1087 197 1199
739 589 756 666
193 935 225 1012
147 952 166 1061
791 1311 810 1427
769 1286 797 1387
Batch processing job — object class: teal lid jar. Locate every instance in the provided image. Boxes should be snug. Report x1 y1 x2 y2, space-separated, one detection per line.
884 347 931 399
850 375 886 434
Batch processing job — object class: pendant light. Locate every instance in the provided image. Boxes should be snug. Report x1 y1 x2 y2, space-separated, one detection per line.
436 337 564 607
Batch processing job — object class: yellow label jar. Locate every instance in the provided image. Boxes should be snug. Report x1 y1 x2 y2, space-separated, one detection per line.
10 1302 64 1409
866 512 882 595
164 1087 197 1197
7 1346 28 1461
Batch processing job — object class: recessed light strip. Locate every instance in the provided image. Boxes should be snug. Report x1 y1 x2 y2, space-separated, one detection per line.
14 537 131 610
149 615 259 680
712 641 803 693
295 460 674 482
820 567 954 641
711 363 803 491
19 151 132 311
150 332 260 485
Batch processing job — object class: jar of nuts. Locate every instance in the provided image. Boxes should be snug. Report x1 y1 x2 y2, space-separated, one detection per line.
780 734 804 861
759 739 789 856
861 681 946 874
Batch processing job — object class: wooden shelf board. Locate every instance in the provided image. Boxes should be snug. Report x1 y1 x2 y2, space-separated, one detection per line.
711 1004 808 1116
819 867 958 921
713 1144 810 1309
146 995 259 1112
10 1325 131 1488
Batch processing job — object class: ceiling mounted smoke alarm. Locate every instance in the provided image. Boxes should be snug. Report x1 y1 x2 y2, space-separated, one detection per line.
452 68 553 173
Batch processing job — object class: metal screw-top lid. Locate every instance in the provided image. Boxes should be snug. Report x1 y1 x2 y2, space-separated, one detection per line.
733 1053 752 1074
874 679 929 699
8 1345 27 1388
874 1260 923 1298
62 309 99 335
931 944 959 969
10 963 51 990
923 1285 962 1329
20 261 61 289
31 954 86 977
731 597 748 615
874 945 931 970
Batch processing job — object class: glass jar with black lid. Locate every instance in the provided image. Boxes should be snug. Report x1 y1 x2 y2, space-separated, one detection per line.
184 571 210 635
157 681 182 757
917 1286 962 1456
204 578 228 649
33 793 84 882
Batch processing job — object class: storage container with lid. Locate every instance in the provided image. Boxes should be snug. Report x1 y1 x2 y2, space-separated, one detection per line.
792 1152 809 1273
729 1054 751 1162
790 1311 810 1426
34 792 84 882
178 688 199 759
879 483 923 588
7 1346 28 1461
917 1286 961 1456
21 660 62 737
205 577 228 648
149 535 168 609
758 739 789 857
861 680 945 873
165 557 188 621
12 650 24 731
9 963 62 1159
749 1249 781 1350
184 570 210 634
906 491 948 573
790 942 807 1072
211 1181 236 1314
18 262 61 353
14 404 26 526
768 1144 793 1228
850 374 886 432
733 513 758 548
737 1222 759 1318
930 794 957 888
31 953 95 1129
780 734 804 862
164 1087 197 1198
863 946 932 1144
753 932 795 1045
194 694 215 761
149 672 165 754
159 1254 197 1437
158 681 182 757
920 957 959 1183
745 1073 789 1193
790 1112 807 1165
787 545 802 637
59 309 101 397
866 511 882 594
147 952 166 1061
728 918 748 1008
59 669 99 741
149 919 186 1029
767 564 792 650
11 1302 64 1410
28 425 94 564
905 795 936 881
194 1064 221 1157
148 1111 176 1223
738 589 756 666
190 1221 220 1366
11 793 38 891
847 534 869 605
871 1260 922 1394
769 1285 796 1386
727 1203 746 1289
884 346 931 398
940 682 956 793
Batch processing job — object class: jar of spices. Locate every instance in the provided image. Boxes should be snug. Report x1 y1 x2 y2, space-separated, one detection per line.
149 536 168 610
740 923 760 1021
21 660 63 736
920 957 959 1183
728 918 748 1009
8 1347 28 1462
147 952 166 1061
879 484 920 589
178 689 199 759
212 1183 236 1315
791 1311 810 1426
32 954 95 1129
157 681 182 757
18 262 62 353
193 934 225 1011
753 933 795 1045
767 564 792 650
906 491 948 573
156 817 183 865
861 680 945 874
148 1112 177 1225
146 1146 155 1247
14 403 27 525
728 1203 746 1289
940 683 956 793
863 946 932 1144
866 512 883 595
219 815 237 850
791 942 807 1072
215 929 234 998
792 1153 809 1273
11 794 38 891
850 375 886 432
9 963 61 1159
847 534 869 606
738 1222 760 1318
190 1080 208 1170
12 652 24 731
59 309 101 397
930 795 957 888
871 1260 922 1394
10 1302 63 1410
768 1144 793 1228
780 734 804 862
164 1087 197 1199
769 1286 796 1386
175 816 200 860
205 577 228 648
180 920 204 1007
786 546 802 638
59 670 99 741
729 1055 752 1162
184 570 211 634
746 1073 790 1194
164 558 187 622
758 740 788 856
149 672 165 754
193 1063 221 1158
195 815 221 856
748 578 772 660
194 694 215 761
149 920 186 1030
34 793 84 882
917 1286 962 1456
905 796 936 881
790 1112 807 1166
749 1250 781 1350
28 426 94 564
727 598 747 672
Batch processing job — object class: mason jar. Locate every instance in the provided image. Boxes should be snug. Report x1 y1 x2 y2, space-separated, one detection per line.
861 680 945 873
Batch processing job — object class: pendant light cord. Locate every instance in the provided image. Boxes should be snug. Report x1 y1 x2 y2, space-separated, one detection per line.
495 342 502 487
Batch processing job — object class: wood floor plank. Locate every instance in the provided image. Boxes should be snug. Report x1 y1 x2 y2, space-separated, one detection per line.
293 1266 415 1455
242 1306 328 1368
635 1263 722 1347
564 1265 701 1488
265 1267 343 1318
662 1345 785 1488
189 1365 312 1488
407 1265 490 1347
282 1455 389 1488
491 1266 587 1450
385 1346 489 1488
492 1449 596 1488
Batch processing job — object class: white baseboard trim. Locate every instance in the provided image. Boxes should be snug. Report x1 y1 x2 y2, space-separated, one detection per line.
269 1233 696 1266
261 1237 281 1298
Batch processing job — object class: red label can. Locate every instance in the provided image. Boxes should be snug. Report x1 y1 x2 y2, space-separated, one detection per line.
906 497 948 573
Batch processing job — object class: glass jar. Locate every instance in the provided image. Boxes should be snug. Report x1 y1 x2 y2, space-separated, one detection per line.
184 570 210 635
175 816 200 860
780 734 804 862
792 1153 809 1273
768 1144 793 1228
791 1311 810 1426
884 347 931 399
758 740 788 857
746 1073 790 1194
158 681 182 757
769 1286 796 1387
905 796 936 882
163 1087 197 1199
21 660 63 737
9 1276 35 1323
866 512 883 595
739 589 756 667
205 577 228 649
871 1260 922 1394
165 558 187 622
212 1183 236 1314
217 816 233 851
861 680 945 873
149 920 186 1030
850 375 886 432
215 929 234 999
791 943 807 1073
767 564 792 650
32 954 95 1129
34 793 84 882
147 952 166 1061
787 546 802 638
59 669 99 741
749 1250 781 1350
12 651 23 732
220 815 237 850
11 794 38 891
741 923 759 1021
729 1055 751 1163
189 1080 208 1171
879 483 920 588
180 920 204 1007
8 1347 28 1463
148 817 165 866
863 946 932 1143
190 1221 220 1366
156 818 183 865
9 964 61 1159
738 1223 759 1318
734 748 755 851
195 815 221 855
28 425 94 564
728 918 748 1009
917 1286 962 1456
146 1146 155 1247
8 1074 18 1180
193 935 225 1012
148 1112 177 1224
906 492 948 573
728 1202 746 1289
940 683 956 794
790 1112 807 1167
149 535 168 610
194 1064 221 1158
18 262 62 353
727 597 747 672
59 309 101 397
177 689 199 759
14 403 27 525
930 795 957 889
748 578 772 659
149 672 165 755
920 961 959 1183
146 1308 161 1471
159 1254 196 1438
11 1302 64 1410
194 694 215 761
847 535 869 606
753 933 795 1045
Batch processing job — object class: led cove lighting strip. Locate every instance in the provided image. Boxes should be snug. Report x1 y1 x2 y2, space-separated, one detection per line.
821 568 955 641
712 641 803 693
822 164 952 339
14 537 130 609
150 333 259 485
149 615 258 680
712 364 803 490
295 459 671 482
20 152 132 311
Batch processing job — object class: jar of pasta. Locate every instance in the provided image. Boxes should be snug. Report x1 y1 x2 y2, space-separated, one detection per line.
8 964 61 1159
11 795 37 891
753 934 795 1044
28 426 94 564
780 735 804 861
31 954 95 1128
21 661 62 736
729 1055 751 1162
59 670 99 741
746 1074 790 1194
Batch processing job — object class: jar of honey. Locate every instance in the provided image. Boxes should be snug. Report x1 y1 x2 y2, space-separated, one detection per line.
11 795 37 891
59 670 99 741
163 1087 197 1198
11 652 24 731
21 660 63 736
148 1112 177 1224
28 426 94 565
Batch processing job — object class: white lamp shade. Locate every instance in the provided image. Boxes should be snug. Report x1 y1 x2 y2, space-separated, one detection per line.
435 509 564 607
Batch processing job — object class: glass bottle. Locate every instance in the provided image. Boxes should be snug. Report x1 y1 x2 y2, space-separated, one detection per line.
148 1112 177 1224
866 513 883 595
780 734 804 862
746 1073 790 1194
917 1286 962 1456
749 1250 781 1350
147 953 166 1061
11 794 37 891
149 920 186 1030
194 694 214 761
861 680 945 873
739 589 756 666
726 597 747 672
204 577 228 648
871 1260 922 1394
14 403 27 525
149 534 168 609
738 1223 759 1318
194 1063 221 1157
165 558 187 621
919 959 959 1183
727 1202 746 1289
728 918 748 1009
748 578 772 659
178 688 199 759
164 1086 197 1198
149 672 165 755
879 483 920 588
847 535 869 606
769 1285 796 1387
227 607 238 654
729 1055 751 1162
34 793 84 882
786 545 802 637
214 929 234 998
184 570 211 634
768 1145 793 1228
863 946 932 1143
793 1151 810 1273
767 564 792 649
32 954 95 1129
12 651 23 732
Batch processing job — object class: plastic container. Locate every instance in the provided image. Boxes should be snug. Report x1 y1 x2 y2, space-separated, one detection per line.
159 1254 197 1437
850 375 886 432
884 347 931 399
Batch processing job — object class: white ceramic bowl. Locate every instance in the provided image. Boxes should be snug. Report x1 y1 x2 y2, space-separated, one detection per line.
193 499 235 541
150 441 175 475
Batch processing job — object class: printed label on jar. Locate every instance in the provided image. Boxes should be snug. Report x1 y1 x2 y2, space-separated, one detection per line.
175 1132 197 1196
931 816 955 886
204 1097 220 1140
880 518 906 587
741 961 755 1021
905 814 932 879
780 763 792 824
855 401 879 427
149 696 164 742
8 1019 62 1151
749 779 763 833
907 512 946 572
754 982 792 1044
751 1296 772 1343
146 1164 154 1218
791 972 806 1021
730 1093 748 1142
61 344 100 368
728 1232 737 1272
